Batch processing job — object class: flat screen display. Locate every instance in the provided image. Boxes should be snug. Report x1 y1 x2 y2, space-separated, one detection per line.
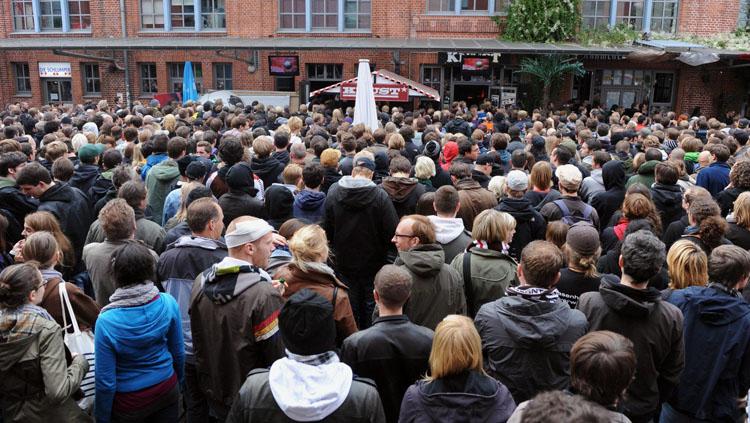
269 56 300 76
462 57 491 72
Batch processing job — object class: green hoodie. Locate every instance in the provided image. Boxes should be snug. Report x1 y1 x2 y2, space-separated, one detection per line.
684 152 699 163
145 160 180 225
625 159 659 189
0 176 16 189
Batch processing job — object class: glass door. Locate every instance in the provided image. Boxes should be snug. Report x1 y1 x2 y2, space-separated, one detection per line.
44 79 72 104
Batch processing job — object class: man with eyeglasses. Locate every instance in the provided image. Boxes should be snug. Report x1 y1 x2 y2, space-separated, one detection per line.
385 214 465 330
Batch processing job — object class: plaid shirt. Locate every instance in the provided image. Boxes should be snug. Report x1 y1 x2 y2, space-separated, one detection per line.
0 304 55 343
286 349 338 366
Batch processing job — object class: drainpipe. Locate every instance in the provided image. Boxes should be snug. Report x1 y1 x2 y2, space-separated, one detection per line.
119 0 131 108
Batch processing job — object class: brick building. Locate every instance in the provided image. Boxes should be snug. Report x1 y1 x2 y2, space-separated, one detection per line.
0 0 748 116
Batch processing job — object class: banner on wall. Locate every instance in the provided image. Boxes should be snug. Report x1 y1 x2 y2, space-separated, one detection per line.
39 62 72 78
340 83 409 102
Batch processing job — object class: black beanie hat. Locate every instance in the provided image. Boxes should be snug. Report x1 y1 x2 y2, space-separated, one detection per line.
424 140 441 160
225 162 256 195
279 289 336 356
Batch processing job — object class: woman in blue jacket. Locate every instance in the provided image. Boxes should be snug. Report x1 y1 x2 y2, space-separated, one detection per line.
95 240 185 423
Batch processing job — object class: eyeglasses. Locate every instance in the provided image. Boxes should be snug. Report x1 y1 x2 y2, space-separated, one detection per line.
393 233 417 238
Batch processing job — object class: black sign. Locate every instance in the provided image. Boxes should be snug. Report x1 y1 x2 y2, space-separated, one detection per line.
438 52 502 65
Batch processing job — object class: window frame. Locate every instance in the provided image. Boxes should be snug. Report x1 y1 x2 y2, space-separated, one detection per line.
213 63 233 90
168 62 204 94
582 0 612 29
650 0 678 33
68 0 91 31
279 0 306 30
39 0 64 32
307 63 343 81
141 0 166 29
13 63 32 96
170 0 195 29
343 0 370 30
201 0 226 29
425 0 506 16
11 0 35 32
421 65 442 91
82 63 101 96
140 62 158 96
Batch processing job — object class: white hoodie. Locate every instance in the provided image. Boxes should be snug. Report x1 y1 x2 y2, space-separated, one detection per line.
428 215 467 244
269 353 353 421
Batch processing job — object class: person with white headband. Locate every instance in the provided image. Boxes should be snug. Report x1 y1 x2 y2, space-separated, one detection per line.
189 216 286 421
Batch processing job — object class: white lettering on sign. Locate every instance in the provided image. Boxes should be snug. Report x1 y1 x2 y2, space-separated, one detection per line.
444 52 502 64
39 62 72 78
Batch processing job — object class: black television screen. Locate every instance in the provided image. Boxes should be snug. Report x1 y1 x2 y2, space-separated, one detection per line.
462 57 491 72
269 56 300 76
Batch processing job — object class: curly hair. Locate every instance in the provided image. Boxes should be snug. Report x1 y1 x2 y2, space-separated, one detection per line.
730 160 750 190
688 198 727 251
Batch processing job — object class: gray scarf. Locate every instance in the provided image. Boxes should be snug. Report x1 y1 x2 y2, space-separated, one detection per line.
101 281 160 313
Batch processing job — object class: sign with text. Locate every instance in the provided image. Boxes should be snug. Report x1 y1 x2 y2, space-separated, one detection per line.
438 52 502 65
39 62 72 78
340 83 409 102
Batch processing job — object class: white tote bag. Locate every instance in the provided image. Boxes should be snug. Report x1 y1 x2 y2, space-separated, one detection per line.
59 282 96 411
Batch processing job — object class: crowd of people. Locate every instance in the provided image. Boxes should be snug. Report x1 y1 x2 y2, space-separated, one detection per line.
0 97 749 423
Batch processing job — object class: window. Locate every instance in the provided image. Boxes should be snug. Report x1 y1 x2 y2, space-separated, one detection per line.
311 0 338 29
201 0 225 29
653 72 674 104
140 63 158 94
279 0 306 29
12 0 34 31
307 64 342 80
582 0 611 28
213 63 232 90
142 0 165 28
427 0 453 12
616 0 644 29
40 0 63 31
421 66 442 91
82 63 101 95
69 0 92 30
168 62 203 93
650 0 678 32
461 0 489 13
275 76 295 92
171 0 195 28
494 0 509 14
13 63 31 95
344 0 370 29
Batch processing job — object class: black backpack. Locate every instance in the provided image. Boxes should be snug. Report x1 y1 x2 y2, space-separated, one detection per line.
553 199 593 226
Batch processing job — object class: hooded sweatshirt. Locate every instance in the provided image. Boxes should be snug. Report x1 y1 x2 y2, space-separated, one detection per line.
475 295 588 403
396 244 465 330
140 152 167 180
665 285 750 421
69 163 100 195
380 176 425 218
269 353 353 421
251 156 286 192
651 182 685 230
578 278 684 422
293 189 326 223
38 182 92 262
428 215 471 264
579 168 605 202
145 159 180 225
626 159 660 189
591 160 627 230
324 176 399 276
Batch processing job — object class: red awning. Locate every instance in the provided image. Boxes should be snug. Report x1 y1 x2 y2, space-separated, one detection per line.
310 69 440 102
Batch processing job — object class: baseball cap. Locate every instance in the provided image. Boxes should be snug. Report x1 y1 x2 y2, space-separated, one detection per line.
506 170 529 191
77 143 105 162
354 157 376 171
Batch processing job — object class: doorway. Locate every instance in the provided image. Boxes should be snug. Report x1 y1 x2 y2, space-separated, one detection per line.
42 79 72 104
453 83 489 104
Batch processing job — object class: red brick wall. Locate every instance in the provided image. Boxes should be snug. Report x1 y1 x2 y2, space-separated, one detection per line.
677 0 741 35
673 66 746 117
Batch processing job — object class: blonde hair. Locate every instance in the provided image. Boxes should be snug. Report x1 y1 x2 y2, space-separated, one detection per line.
252 136 274 158
288 116 303 134
320 148 341 168
163 114 177 133
388 133 405 150
667 240 708 290
289 225 329 271
426 315 484 380
414 156 436 180
487 176 506 201
173 181 203 223
471 209 516 245
734 191 750 229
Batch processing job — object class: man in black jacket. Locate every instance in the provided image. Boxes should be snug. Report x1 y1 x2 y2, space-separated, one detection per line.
341 265 433 423
324 154 399 329
0 151 37 247
16 161 92 264
444 114 472 137
495 170 546 261
590 160 627 229
578 230 684 423
651 161 685 232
